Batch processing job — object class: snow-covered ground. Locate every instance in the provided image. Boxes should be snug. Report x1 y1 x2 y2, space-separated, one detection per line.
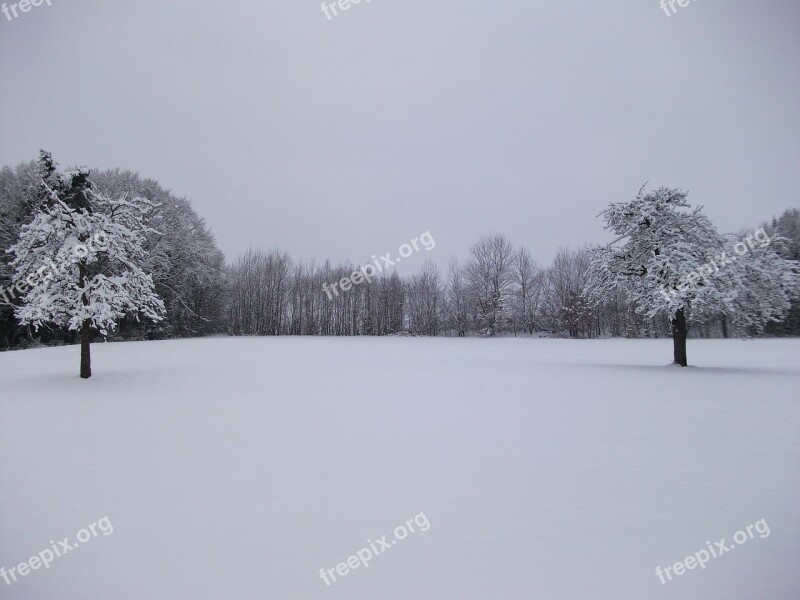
1 337 798 599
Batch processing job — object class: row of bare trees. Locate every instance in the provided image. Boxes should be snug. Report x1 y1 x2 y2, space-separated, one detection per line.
228 251 406 336
225 234 660 338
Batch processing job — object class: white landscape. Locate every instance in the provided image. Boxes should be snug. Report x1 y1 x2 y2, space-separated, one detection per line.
2 336 798 599
3 2 800 599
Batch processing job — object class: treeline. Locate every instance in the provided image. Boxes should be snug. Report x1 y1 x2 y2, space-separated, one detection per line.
1 156 799 349
226 214 799 341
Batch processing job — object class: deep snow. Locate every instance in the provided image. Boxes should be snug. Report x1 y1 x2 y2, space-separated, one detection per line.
1 337 799 599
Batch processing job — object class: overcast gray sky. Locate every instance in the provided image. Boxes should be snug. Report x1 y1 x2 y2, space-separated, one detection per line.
1 0 799 271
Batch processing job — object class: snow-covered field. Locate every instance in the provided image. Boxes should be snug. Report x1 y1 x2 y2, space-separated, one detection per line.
1 337 798 599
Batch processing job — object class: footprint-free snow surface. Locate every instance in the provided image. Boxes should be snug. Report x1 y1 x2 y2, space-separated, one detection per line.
1 337 799 599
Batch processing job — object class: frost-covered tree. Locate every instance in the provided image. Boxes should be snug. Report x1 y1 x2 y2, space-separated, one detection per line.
585 186 800 366
764 209 800 335
466 234 514 336
0 159 40 347
715 228 800 336
8 158 164 378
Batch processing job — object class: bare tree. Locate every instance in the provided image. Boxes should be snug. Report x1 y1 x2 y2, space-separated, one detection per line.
511 246 543 335
445 258 468 337
407 261 442 336
466 234 514 336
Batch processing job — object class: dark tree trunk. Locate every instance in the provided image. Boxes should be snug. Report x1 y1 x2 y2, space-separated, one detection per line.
671 308 688 367
721 314 729 339
80 319 92 379
79 264 92 379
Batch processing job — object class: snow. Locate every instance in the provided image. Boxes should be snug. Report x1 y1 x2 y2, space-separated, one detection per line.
1 337 799 599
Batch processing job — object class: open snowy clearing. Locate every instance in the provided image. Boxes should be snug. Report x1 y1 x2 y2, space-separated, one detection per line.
1 337 799 599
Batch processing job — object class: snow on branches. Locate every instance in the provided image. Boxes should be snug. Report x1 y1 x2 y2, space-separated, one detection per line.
8 169 165 337
585 186 800 333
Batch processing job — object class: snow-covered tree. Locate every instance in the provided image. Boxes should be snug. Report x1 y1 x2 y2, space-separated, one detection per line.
715 229 800 335
764 209 800 335
585 186 800 365
585 187 723 365
8 159 164 378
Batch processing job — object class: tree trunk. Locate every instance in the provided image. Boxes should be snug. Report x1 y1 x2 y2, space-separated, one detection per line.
721 314 729 339
79 263 92 379
80 319 92 379
671 308 688 367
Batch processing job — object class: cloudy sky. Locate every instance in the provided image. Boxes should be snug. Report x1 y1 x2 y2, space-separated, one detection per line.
1 0 798 271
